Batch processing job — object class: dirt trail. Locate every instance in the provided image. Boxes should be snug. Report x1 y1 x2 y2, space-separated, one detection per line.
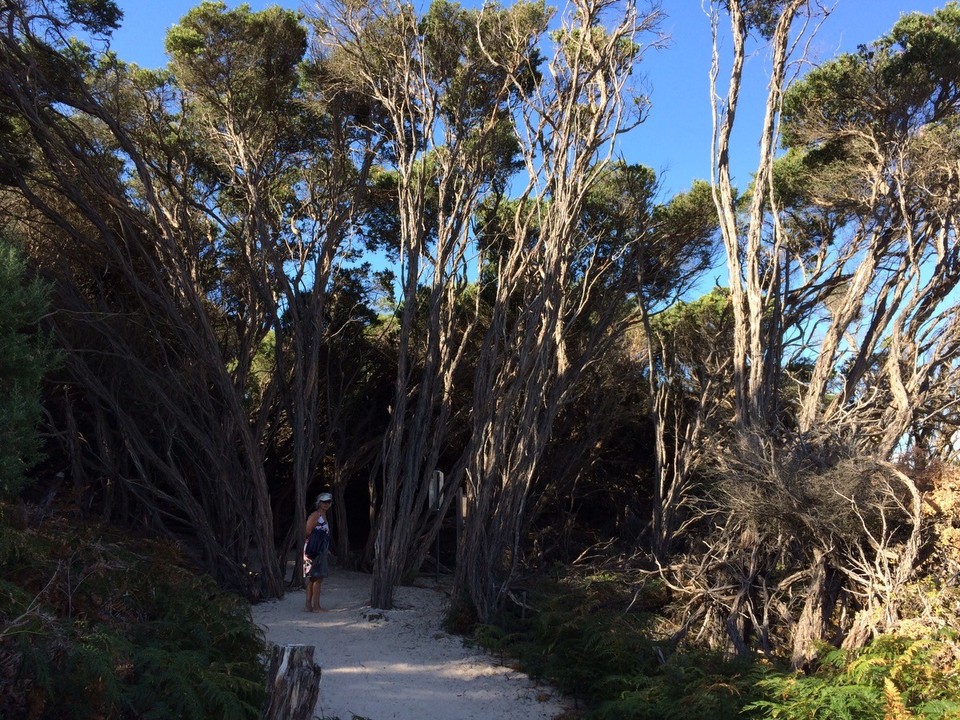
252 570 570 720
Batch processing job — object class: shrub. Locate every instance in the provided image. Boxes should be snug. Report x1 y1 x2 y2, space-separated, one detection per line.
461 561 960 720
592 651 766 720
466 570 768 718
744 634 960 720
0 502 267 720
0 239 58 497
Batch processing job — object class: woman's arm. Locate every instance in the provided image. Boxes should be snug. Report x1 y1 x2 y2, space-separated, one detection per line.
304 510 319 539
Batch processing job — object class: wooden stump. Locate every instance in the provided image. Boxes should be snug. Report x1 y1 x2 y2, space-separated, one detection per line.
261 643 322 720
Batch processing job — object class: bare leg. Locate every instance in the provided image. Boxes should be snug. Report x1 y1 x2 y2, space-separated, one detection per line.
305 579 318 612
314 579 327 611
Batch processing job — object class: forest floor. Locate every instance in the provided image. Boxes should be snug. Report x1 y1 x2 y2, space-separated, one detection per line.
252 569 572 720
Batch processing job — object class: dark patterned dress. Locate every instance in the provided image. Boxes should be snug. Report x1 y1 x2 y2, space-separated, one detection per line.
303 515 330 579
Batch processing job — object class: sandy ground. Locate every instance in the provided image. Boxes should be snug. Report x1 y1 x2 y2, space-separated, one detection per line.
252 569 571 720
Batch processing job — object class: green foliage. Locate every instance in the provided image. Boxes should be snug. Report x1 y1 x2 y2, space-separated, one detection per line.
744 634 960 720
780 2 960 210
721 0 797 39
551 24 640 69
880 2 960 120
465 566 960 720
165 1 308 147
0 504 267 720
421 0 548 122
651 287 731 341
0 239 58 497
593 652 767 720
166 1 306 94
463 570 767 718
649 287 733 385
63 0 122 32
475 164 718 307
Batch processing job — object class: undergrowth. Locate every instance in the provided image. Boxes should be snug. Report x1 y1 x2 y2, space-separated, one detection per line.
455 569 960 720
745 634 960 720
0 500 267 720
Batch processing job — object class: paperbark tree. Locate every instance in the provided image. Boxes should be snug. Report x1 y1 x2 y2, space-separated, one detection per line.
642 288 732 562
709 0 813 430
622 178 721 562
319 0 665 614
672 1 959 662
777 4 960 456
711 1 960 451
165 1 379 580
317 0 549 609
454 0 665 621
0 0 309 598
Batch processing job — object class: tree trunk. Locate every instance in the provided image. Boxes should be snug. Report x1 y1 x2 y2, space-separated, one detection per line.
791 550 832 669
453 0 661 621
710 0 808 430
260 643 322 720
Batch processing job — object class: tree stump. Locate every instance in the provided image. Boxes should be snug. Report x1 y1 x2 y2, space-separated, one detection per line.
260 643 322 720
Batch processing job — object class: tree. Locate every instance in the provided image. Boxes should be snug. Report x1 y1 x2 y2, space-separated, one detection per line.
621 178 720 561
166 0 379 581
0 0 285 598
709 0 813 430
778 3 960 457
710 1 960 453
317 0 551 609
0 237 56 496
318 0 667 616
665 0 960 662
643 287 731 561
453 0 665 621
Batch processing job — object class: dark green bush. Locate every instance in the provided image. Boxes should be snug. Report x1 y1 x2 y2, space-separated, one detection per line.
466 566 960 720
593 651 767 720
463 571 768 717
0 502 266 719
0 238 58 497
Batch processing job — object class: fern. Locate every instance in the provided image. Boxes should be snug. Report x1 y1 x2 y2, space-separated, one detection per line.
596 653 764 720
457 568 960 720
745 634 960 720
0 504 267 720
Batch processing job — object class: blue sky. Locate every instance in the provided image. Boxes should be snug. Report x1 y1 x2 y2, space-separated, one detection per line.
103 0 945 199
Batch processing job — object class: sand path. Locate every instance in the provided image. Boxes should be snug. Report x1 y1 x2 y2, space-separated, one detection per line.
252 570 570 720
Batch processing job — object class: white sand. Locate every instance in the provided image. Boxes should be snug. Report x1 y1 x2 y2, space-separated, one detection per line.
252 569 571 720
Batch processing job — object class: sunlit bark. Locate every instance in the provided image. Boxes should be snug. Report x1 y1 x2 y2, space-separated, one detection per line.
317 0 540 608
455 0 663 620
709 0 811 428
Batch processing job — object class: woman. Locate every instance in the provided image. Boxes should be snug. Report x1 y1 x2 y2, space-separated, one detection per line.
304 491 333 612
